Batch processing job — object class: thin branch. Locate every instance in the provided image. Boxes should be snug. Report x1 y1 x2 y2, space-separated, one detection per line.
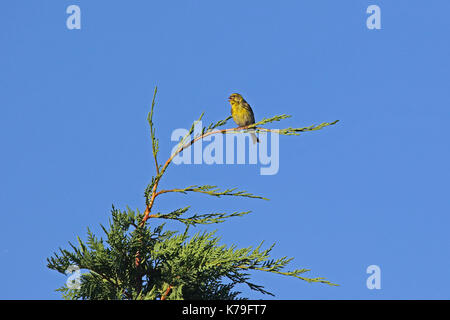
155 185 269 200
152 208 252 226
147 86 160 175
161 285 172 300
235 264 339 286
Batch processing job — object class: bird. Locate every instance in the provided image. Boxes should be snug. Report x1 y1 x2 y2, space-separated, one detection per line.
228 93 259 144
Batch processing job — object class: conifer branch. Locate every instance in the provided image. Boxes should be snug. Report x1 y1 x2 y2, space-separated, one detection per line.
147 86 160 175
152 207 252 226
252 118 340 136
156 185 269 200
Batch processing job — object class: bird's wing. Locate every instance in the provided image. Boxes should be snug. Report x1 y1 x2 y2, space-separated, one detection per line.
242 101 256 123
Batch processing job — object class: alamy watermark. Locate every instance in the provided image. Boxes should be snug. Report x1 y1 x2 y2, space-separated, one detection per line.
366 5 381 30
65 264 81 290
170 121 280 175
66 5 81 30
65 5 381 31
366 265 381 290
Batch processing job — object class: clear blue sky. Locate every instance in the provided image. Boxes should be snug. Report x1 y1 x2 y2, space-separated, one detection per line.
1 0 449 299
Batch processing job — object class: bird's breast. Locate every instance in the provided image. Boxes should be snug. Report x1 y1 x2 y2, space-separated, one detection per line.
231 104 254 127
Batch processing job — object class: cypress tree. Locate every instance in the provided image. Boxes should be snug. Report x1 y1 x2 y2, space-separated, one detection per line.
47 87 339 300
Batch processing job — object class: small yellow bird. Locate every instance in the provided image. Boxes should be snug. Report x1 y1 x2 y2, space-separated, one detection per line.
228 93 259 144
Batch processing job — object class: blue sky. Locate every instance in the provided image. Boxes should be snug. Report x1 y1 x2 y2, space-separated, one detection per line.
1 0 449 299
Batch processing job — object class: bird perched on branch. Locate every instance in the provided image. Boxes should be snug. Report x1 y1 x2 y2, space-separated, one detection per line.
228 93 259 144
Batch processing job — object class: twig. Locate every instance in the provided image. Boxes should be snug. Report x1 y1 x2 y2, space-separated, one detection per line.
161 285 172 300
148 87 160 175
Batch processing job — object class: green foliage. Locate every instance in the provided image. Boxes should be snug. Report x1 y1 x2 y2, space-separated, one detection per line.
47 86 339 299
155 207 252 227
160 185 269 200
250 115 339 135
48 206 336 299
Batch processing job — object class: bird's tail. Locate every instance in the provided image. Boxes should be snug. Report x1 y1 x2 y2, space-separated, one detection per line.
250 132 259 144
